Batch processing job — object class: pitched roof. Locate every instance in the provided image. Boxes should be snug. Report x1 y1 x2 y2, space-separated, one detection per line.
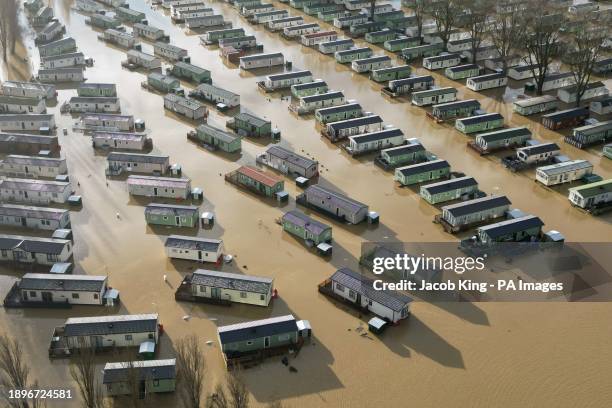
304 185 367 213
103 359 176 384
266 146 317 170
218 315 297 344
421 176 477 195
107 152 169 164
282 210 331 236
236 166 282 188
164 235 222 251
442 195 511 217
63 314 158 337
0 178 70 193
0 204 68 220
18 273 106 292
190 269 272 294
478 215 544 239
145 203 199 217
396 159 450 177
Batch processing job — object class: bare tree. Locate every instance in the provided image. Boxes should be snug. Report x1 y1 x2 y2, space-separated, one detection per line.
226 373 249 408
0 0 19 60
489 2 524 71
563 21 606 106
205 384 228 408
0 334 44 408
457 0 492 64
405 0 426 39
124 360 144 408
176 335 206 408
426 0 461 48
69 343 105 408
519 1 565 95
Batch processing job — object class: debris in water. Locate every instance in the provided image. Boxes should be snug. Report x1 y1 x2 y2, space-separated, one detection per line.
289 366 298 373
206 340 213 345
163 274 167 282
182 315 190 321
281 357 289 366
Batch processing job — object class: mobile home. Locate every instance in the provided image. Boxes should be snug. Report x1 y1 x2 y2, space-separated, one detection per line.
400 43 445 61
38 38 76 58
145 203 199 228
13 274 109 306
283 23 319 38
68 97 121 114
38 68 84 83
351 56 392 73
103 360 175 397
515 142 560 164
395 159 451 186
190 83 240 108
153 42 188 61
192 123 242 153
251 10 289 24
170 61 212 84
365 29 396 45
78 83 117 97
536 160 593 186
420 176 479 205
1 81 56 99
298 184 369 223
291 80 328 98
318 9 348 23
324 115 384 142
258 145 318 178
472 127 532 153
384 36 421 52
125 50 162 70
89 14 122 29
315 103 363 124
163 94 208 120
568 179 612 210
0 235 72 265
440 195 511 231
301 31 338 47
282 210 331 245
411 87 457 106
81 114 134 132
385 75 435 96
225 166 284 197
541 108 589 130
228 112 272 137
334 47 373 64
349 21 386 37
370 65 411 82
92 131 148 151
0 114 56 132
507 64 537 81
0 178 72 204
430 99 481 121
346 128 405 156
423 53 462 70
466 72 508 91
133 23 167 42
127 175 191 199
446 37 473 53
101 29 136 48
295 91 345 114
333 13 369 29
146 72 181 93
0 133 59 154
557 81 609 104
239 53 284 70
241 3 275 16
202 28 245 45
116 6 146 23
267 16 304 31
261 70 313 91
590 96 612 115
476 215 544 244
182 269 273 306
376 140 427 169
565 120 612 149
513 95 559 116
541 72 575 92
40 50 82 70
36 21 65 44
184 14 226 29
106 152 169 175
593 57 612 74
444 63 480 80
455 113 504 134
0 155 67 178
0 204 70 230
0 96 46 114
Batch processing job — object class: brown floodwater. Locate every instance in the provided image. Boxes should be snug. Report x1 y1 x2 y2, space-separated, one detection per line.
1 0 611 407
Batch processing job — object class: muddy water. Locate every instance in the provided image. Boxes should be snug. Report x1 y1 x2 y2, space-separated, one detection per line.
1 0 611 407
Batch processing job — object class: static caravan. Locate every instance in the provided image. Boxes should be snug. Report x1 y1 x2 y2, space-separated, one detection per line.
423 53 462 70
49 314 159 355
447 37 473 52
184 14 226 29
68 97 121 114
239 52 284 70
282 210 331 245
295 91 345 114
78 83 117 97
0 155 67 179
0 204 70 230
0 133 59 154
38 68 84 83
541 108 589 130
590 97 612 115
103 359 176 397
233 0 262 8
36 21 64 44
0 178 72 205
92 131 148 151
315 102 363 124
0 114 56 132
372 10 406 23
219 35 258 49
88 14 122 29
297 184 369 224
95 0 126 7
133 23 167 42
266 16 304 31
318 9 349 22
376 140 427 169
170 61 211 84
1 81 56 99
513 95 559 116
172 4 214 19
420 176 479 205
384 75 435 97
106 152 169 175
258 145 318 178
472 127 532 153
466 72 508 91
283 23 320 38
101 29 136 48
163 94 208 120
174 8 215 22
145 203 199 228
153 42 188 61
440 195 511 231
240 3 275 16
565 120 612 149
349 21 386 37
146 72 181 93
401 43 445 61
261 70 313 91
40 47 80 66
362 3 395 15
384 36 421 52
190 83 240 108
411 87 457 106
81 114 134 132
116 6 146 23
345 0 370 10
477 215 544 244
507 64 537 81
127 175 191 199
291 80 328 98
252 10 290 24
461 45 500 62
228 112 272 137
333 13 369 29
593 57 612 74
568 2 599 15
345 128 405 156
395 159 451 186
370 65 411 82
305 3 342 15
0 235 72 265
324 115 384 142
192 123 242 153
125 50 162 70
541 72 575 92
201 28 245 45
335 47 373 64
301 30 338 47
568 179 612 210
385 16 417 31
430 99 481 121
365 29 396 45
183 269 273 306
323 268 411 323
13 273 108 306
0 96 46 114
351 56 392 73
319 38 354 54
445 64 481 81
516 143 561 164
225 165 284 197
536 160 593 186
38 38 76 58
558 81 609 104
455 113 504 134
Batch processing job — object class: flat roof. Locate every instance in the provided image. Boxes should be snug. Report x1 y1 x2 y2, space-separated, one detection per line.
107 152 169 164
0 178 69 193
127 175 190 188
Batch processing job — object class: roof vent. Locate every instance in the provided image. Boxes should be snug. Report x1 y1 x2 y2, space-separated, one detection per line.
108 323 114 328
